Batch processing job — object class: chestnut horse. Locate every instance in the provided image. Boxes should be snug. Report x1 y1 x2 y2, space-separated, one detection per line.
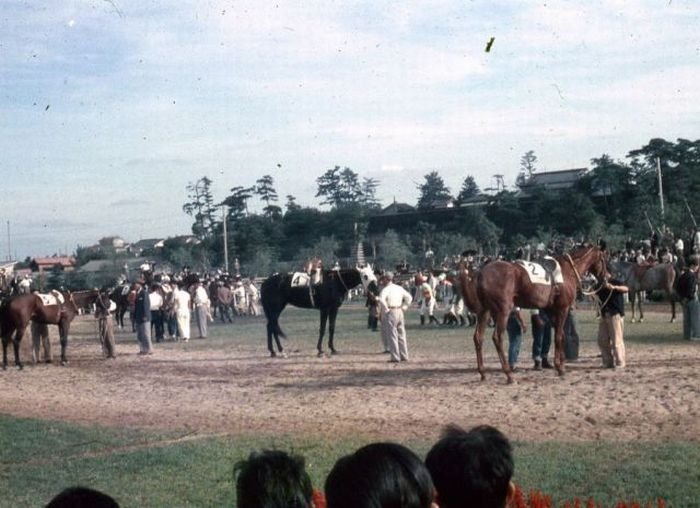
474 245 607 383
261 265 376 357
0 289 99 369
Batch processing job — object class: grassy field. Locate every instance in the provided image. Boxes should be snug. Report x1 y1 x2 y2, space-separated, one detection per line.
1 301 699 507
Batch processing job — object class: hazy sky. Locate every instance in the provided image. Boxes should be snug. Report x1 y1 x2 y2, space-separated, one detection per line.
1 0 698 260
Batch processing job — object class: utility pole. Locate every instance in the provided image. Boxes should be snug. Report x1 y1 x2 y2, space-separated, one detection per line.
222 205 229 273
657 157 665 225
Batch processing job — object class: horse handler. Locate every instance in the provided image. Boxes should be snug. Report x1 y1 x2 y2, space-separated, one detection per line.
95 287 116 359
596 276 629 369
379 271 413 363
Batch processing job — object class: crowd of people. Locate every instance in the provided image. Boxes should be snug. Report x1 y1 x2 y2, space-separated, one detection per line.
44 423 515 508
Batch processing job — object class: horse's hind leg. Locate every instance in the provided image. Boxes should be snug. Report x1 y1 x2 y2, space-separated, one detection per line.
2 335 8 370
316 311 328 357
491 317 513 384
266 322 277 357
473 312 488 381
328 309 338 354
12 329 23 370
59 324 68 366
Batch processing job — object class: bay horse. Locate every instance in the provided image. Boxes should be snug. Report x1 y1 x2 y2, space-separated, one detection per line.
474 245 607 383
0 289 99 369
609 260 677 323
261 265 376 357
109 283 134 330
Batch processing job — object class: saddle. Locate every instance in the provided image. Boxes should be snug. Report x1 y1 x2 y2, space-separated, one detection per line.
36 290 65 306
514 257 564 285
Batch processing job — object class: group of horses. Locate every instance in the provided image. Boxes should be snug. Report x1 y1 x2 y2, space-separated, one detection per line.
261 243 681 383
0 246 680 382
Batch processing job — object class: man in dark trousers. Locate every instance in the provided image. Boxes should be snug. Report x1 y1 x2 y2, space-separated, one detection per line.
677 260 700 340
95 286 116 359
132 279 153 355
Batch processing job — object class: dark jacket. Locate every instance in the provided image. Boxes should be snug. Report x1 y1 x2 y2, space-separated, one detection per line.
133 286 151 322
598 278 625 317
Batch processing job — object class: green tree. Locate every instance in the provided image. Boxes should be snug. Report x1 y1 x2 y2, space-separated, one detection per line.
375 230 413 269
457 176 480 202
182 176 218 240
297 236 339 265
222 185 254 222
359 177 381 210
516 150 538 187
316 166 363 208
416 171 452 209
255 174 282 219
285 195 301 213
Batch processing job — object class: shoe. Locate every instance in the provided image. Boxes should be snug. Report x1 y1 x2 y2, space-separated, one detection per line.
400 358 409 362
388 359 400 363
541 358 554 369
509 365 517 372
533 360 542 371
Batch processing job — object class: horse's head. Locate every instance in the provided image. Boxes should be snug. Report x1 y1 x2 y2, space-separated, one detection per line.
356 264 377 291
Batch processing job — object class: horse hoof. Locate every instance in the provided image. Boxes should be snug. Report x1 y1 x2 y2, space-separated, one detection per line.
61 360 68 366
17 364 23 371
270 352 277 358
317 350 324 358
330 349 339 355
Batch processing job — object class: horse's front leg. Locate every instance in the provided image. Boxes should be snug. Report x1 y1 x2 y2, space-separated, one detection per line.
2 335 8 370
59 324 68 366
629 292 637 323
551 316 566 376
328 309 339 354
316 311 328 357
491 318 513 384
266 322 277 357
670 296 676 323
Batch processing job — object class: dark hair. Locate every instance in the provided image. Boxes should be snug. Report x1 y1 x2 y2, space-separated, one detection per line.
235 449 312 508
425 424 513 508
325 442 435 508
46 486 119 508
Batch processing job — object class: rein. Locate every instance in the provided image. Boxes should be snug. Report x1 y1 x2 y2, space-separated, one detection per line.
564 250 604 297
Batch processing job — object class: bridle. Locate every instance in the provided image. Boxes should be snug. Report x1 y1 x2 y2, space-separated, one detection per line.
564 247 606 297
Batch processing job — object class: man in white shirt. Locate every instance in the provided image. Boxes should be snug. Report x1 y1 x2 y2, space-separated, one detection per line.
172 282 192 341
193 280 210 338
379 271 413 363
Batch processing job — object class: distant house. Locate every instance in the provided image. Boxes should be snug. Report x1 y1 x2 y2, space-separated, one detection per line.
30 256 76 274
518 168 588 196
380 201 416 215
129 238 165 256
98 236 129 254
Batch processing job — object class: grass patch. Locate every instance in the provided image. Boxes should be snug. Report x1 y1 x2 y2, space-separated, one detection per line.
1 414 698 507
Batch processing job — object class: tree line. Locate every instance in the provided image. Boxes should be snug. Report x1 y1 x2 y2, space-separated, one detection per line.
77 137 700 279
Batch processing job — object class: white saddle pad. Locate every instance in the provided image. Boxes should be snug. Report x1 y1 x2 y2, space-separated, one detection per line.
291 272 311 288
37 292 64 306
514 259 564 285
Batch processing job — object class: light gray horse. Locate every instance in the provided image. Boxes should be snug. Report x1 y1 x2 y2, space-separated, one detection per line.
609 260 677 322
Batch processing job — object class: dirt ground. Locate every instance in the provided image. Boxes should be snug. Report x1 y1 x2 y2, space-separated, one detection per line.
2 311 699 443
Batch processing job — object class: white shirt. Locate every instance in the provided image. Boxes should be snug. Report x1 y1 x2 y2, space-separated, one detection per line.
194 285 209 306
379 282 413 311
148 291 163 311
173 289 191 314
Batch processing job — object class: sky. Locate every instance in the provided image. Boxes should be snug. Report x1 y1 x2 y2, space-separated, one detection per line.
1 0 698 260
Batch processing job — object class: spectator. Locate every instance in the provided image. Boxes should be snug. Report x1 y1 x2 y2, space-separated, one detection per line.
172 281 192 342
506 306 526 372
325 442 437 508
95 286 116 359
132 280 153 355
31 321 52 364
235 449 313 508
193 280 210 338
425 424 515 508
530 309 552 370
677 260 700 340
46 486 119 508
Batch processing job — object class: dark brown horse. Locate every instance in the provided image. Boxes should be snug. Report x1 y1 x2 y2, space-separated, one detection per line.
474 246 607 383
0 289 99 369
260 265 376 357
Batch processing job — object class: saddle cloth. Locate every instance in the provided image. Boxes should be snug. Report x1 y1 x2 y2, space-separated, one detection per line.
37 291 64 306
514 257 564 285
291 272 311 288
